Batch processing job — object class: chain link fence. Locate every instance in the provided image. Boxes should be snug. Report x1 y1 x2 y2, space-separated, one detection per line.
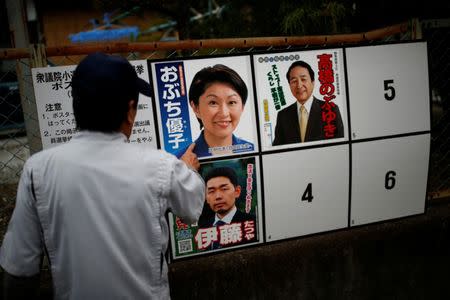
1 20 449 239
423 19 450 200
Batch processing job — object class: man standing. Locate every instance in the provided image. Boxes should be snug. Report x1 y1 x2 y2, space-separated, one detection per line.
0 52 204 299
272 60 344 146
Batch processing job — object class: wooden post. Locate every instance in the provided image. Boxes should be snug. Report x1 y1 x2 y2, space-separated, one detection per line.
5 0 42 154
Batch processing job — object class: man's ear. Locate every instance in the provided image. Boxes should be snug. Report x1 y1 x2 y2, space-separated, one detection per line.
234 185 242 198
127 100 137 125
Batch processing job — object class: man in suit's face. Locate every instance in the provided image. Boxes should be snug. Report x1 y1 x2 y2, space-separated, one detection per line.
206 176 242 219
288 66 315 105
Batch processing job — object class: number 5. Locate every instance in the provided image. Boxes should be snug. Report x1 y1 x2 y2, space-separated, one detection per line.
384 79 395 101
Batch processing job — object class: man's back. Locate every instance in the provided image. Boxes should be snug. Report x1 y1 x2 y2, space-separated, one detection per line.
1 131 204 299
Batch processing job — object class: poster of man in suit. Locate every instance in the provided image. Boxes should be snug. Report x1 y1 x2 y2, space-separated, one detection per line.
253 49 348 149
169 157 261 258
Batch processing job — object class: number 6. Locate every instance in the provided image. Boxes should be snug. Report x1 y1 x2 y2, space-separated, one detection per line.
385 170 396 190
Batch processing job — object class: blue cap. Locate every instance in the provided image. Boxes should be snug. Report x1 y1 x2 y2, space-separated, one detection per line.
72 52 151 100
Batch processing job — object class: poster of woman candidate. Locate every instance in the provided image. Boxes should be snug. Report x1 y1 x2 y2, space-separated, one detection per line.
150 55 258 159
253 49 348 150
168 156 262 259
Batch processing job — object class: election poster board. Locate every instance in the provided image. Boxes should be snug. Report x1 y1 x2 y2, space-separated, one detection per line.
150 55 258 160
29 41 431 260
31 60 157 149
168 156 262 258
252 48 348 150
156 41 429 259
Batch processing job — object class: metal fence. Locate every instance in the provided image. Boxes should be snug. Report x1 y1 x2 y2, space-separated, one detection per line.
423 19 450 200
1 20 449 238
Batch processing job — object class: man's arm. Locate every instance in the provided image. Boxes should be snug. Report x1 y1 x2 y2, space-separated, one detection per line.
0 161 44 298
168 149 205 224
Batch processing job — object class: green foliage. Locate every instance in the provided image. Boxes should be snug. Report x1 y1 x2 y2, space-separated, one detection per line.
280 0 348 35
89 0 352 39
187 0 351 38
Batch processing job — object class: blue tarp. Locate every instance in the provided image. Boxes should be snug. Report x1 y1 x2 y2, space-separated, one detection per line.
69 27 139 43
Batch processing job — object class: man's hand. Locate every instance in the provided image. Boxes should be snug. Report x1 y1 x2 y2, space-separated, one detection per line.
180 143 200 171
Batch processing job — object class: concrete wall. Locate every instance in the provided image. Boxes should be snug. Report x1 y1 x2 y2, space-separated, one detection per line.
169 201 450 300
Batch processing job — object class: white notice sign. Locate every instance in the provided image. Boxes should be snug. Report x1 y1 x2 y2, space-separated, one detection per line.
31 60 157 149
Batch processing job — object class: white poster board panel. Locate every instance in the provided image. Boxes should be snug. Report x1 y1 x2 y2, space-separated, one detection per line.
346 42 430 140
351 134 430 226
31 60 157 149
253 49 348 151
263 145 349 242
150 55 258 160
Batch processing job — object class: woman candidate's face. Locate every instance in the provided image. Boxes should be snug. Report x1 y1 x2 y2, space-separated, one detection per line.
191 82 244 143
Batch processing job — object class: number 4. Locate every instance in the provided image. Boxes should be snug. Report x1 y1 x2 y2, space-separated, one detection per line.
301 183 314 202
